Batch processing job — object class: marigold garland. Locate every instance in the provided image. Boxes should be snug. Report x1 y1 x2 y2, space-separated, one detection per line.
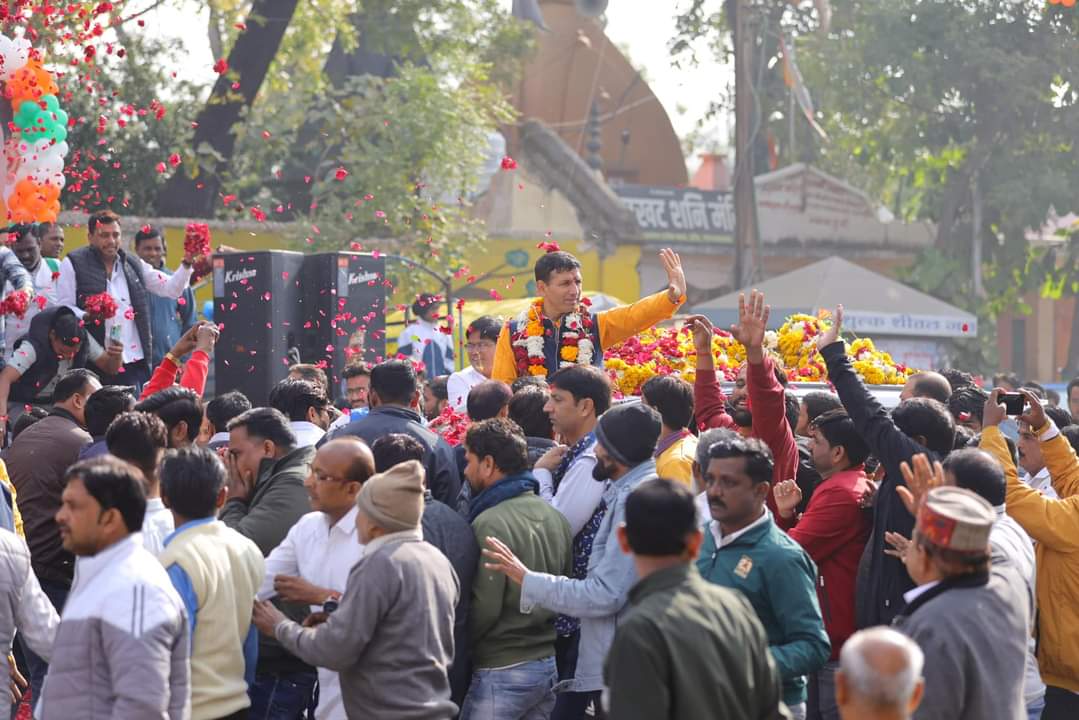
512 298 594 378
602 314 915 397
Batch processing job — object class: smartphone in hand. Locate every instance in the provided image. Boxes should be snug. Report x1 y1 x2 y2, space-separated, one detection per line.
1001 392 1026 416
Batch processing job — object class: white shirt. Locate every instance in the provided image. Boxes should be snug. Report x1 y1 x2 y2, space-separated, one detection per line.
57 254 193 364
289 421 325 448
695 492 710 528
1025 467 1059 500
447 366 486 410
141 498 175 556
707 507 769 549
398 319 454 372
4 259 59 363
258 508 364 720
8 334 105 398
535 442 604 536
902 580 942 606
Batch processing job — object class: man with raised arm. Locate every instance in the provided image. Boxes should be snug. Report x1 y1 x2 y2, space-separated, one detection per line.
688 290 799 515
491 248 686 383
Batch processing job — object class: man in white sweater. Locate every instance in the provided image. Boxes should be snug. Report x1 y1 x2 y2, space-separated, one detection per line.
159 446 265 720
40 456 190 719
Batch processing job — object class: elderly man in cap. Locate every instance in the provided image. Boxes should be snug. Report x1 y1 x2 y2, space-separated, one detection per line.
252 459 461 720
893 464 1030 720
483 402 663 720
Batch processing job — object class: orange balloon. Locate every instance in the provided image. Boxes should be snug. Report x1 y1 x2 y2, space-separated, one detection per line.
7 58 59 110
8 178 60 223
1064 0 1076 7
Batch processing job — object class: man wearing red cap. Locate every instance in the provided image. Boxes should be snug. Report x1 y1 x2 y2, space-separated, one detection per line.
893 472 1030 720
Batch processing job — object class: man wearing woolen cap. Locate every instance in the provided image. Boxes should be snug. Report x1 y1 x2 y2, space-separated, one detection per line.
252 459 460 720
483 402 663 720
894 481 1030 720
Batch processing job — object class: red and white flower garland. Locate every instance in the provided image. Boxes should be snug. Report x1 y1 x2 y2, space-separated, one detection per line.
511 298 595 378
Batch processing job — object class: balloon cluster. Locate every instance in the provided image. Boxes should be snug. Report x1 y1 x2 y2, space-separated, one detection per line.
1 34 69 223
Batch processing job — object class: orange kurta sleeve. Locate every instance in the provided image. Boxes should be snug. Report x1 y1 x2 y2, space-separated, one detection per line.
491 323 518 384
597 291 683 350
982 425 1079 552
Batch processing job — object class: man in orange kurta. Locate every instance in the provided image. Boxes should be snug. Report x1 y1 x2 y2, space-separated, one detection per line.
491 248 686 384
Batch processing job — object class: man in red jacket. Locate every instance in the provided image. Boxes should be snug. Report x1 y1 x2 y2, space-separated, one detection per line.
688 290 798 516
774 409 871 720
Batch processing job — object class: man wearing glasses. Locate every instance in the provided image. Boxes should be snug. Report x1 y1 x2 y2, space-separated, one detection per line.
448 316 502 410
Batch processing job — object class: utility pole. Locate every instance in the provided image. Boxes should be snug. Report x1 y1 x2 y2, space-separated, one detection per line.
731 0 760 289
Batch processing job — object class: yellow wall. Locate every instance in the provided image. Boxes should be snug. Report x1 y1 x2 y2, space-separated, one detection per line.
465 237 641 300
63 221 643 315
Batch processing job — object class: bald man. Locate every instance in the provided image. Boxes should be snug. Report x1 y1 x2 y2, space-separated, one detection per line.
257 437 375 720
900 372 952 404
836 627 925 720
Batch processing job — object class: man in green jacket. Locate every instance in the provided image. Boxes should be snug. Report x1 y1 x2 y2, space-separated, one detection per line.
696 432 830 720
604 478 791 720
463 418 573 719
220 406 317 717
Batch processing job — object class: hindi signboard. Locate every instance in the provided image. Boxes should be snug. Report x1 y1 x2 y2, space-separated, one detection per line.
614 185 734 243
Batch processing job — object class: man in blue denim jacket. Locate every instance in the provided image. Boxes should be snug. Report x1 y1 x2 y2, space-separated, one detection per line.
482 402 662 720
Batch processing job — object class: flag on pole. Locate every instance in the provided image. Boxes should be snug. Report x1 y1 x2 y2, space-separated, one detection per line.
779 33 829 142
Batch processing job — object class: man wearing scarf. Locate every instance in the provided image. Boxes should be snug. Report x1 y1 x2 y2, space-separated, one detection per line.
491 248 686 383
462 418 573 719
483 404 663 720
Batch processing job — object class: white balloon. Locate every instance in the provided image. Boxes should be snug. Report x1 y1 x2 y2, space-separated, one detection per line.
0 35 30 81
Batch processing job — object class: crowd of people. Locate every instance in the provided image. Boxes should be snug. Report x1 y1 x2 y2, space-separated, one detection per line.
0 214 1077 720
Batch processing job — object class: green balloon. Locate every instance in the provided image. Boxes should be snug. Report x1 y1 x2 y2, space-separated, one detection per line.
13 94 67 143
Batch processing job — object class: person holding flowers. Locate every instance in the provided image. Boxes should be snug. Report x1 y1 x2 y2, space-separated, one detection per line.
57 210 203 391
491 247 686 383
133 224 197 368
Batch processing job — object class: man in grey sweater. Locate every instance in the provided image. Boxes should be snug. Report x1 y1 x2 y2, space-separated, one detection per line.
893 476 1029 720
253 459 460 719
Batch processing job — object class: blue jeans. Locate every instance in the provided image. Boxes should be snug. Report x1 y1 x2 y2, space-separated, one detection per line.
461 657 557 720
808 660 840 720
248 670 317 720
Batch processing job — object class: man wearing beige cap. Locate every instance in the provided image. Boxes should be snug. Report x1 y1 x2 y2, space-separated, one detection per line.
894 480 1030 720
252 459 461 719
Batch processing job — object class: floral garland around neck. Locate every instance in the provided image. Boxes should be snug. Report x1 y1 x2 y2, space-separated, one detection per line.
512 298 595 377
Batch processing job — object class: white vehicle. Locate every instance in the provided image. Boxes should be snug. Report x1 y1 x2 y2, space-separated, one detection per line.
725 381 904 411
616 381 903 411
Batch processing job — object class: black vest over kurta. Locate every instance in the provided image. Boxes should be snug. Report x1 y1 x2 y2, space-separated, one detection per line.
66 246 152 360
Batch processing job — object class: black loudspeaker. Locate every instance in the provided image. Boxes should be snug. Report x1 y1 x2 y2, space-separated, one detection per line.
212 251 306 407
300 252 387 401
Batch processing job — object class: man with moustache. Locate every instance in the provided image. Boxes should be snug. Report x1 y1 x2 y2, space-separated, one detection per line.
483 403 663 720
256 437 374 720
696 433 830 720
490 248 686 383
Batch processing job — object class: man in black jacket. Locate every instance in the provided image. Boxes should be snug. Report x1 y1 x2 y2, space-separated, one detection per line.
816 306 955 627
325 360 462 505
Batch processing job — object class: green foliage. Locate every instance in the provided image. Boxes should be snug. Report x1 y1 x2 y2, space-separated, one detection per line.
213 0 528 296
672 0 1079 373
60 34 200 215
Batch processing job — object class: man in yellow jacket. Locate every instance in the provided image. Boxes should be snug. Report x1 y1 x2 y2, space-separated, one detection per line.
491 248 686 384
980 388 1079 720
